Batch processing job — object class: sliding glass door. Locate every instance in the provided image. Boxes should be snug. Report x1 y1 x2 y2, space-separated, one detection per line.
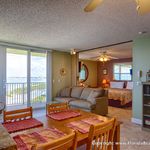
6 48 27 108
4 48 49 110
30 52 46 108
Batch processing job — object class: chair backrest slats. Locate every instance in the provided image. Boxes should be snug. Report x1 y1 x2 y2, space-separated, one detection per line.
87 118 116 150
3 107 32 123
46 102 69 114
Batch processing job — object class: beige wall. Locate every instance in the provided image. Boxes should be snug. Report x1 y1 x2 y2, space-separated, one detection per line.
52 51 72 98
80 60 98 87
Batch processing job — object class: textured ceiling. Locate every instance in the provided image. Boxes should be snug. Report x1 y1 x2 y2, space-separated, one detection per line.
0 0 150 51
79 42 133 60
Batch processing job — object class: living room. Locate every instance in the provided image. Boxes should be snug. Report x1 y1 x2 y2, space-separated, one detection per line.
0 0 150 150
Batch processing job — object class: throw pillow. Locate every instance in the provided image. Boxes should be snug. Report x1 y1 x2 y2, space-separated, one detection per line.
60 87 71 97
87 90 101 104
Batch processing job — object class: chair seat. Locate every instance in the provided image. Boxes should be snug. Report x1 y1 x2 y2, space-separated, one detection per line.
3 118 43 133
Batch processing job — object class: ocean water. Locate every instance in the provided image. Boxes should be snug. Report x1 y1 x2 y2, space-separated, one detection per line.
7 77 46 83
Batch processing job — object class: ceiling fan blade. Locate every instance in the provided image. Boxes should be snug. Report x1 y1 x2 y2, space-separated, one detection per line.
136 0 150 15
84 0 104 12
107 56 118 59
89 56 99 59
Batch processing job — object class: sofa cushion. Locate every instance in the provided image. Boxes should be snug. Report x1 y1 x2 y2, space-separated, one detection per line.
70 106 91 112
87 90 103 104
71 87 84 98
80 88 93 100
69 99 95 110
60 87 72 97
55 97 74 103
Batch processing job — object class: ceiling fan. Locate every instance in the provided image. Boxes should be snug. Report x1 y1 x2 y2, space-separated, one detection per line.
84 0 150 15
90 51 118 62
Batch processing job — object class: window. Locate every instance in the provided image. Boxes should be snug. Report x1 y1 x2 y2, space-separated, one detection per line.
113 63 132 81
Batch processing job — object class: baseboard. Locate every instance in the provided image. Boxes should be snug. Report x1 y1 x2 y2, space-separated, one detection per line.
131 118 142 125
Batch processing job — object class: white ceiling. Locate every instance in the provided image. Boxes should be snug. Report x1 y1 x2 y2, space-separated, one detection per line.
0 0 150 51
79 42 132 60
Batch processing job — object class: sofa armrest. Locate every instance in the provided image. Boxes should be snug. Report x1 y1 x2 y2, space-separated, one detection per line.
92 96 108 116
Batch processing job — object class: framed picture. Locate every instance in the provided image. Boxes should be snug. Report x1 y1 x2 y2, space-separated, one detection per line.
103 69 107 75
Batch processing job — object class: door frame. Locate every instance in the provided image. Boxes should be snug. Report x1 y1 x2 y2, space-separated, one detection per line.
29 50 50 107
0 46 52 108
0 46 6 105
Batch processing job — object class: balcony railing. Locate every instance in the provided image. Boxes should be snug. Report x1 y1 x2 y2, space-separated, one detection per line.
6 82 46 106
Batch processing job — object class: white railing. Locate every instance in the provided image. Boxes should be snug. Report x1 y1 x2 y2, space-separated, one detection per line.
6 82 46 106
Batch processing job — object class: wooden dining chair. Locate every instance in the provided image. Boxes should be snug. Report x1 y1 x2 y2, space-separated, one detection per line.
32 131 77 150
46 102 69 115
3 107 33 123
86 118 116 150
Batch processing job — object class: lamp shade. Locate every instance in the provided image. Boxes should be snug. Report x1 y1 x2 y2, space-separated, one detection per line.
102 79 107 84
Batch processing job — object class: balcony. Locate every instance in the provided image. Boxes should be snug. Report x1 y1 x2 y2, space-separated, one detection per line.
6 82 46 109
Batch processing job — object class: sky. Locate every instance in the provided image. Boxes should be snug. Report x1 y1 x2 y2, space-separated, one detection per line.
7 52 46 80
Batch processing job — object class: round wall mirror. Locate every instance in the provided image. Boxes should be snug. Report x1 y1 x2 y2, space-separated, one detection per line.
79 63 89 83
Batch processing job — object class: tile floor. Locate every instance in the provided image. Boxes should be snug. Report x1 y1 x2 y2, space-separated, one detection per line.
108 106 150 150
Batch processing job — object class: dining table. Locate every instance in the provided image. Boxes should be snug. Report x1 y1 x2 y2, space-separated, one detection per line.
1 109 120 150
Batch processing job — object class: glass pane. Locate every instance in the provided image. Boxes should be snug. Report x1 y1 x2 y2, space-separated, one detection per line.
114 65 120 73
121 74 131 80
31 52 46 108
121 64 132 73
114 73 120 80
6 48 27 108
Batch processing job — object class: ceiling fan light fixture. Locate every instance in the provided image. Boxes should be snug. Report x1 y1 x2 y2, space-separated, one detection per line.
99 54 109 62
104 57 108 61
70 49 76 55
99 57 104 61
